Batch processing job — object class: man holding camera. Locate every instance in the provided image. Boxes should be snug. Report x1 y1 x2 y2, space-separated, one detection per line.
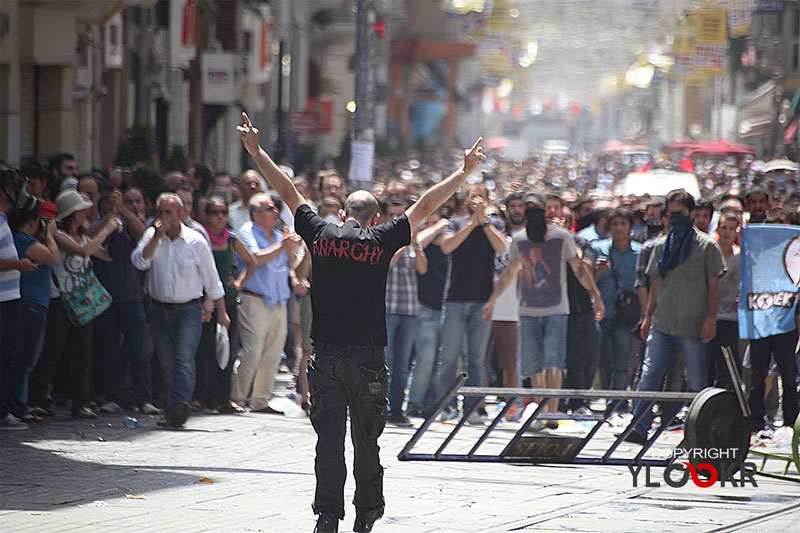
1 167 40 430
229 191 301 414
93 191 158 415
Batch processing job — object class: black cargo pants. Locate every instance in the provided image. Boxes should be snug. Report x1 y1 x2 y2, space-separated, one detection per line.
308 342 388 520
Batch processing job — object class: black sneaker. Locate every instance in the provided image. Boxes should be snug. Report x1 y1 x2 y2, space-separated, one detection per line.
313 513 339 533
623 430 647 445
353 508 383 532
30 405 56 417
387 413 413 426
169 401 191 428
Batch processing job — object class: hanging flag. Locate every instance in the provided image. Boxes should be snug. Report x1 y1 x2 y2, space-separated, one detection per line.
698 9 727 43
738 225 800 340
182 0 199 47
728 0 756 37
785 119 798 145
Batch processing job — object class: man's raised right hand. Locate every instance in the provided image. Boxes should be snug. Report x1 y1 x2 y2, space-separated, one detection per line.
237 112 261 156
463 137 487 176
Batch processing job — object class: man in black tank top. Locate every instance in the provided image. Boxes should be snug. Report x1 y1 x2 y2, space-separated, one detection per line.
238 113 485 533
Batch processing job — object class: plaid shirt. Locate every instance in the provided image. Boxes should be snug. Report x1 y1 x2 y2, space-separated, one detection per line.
385 246 418 316
635 236 659 289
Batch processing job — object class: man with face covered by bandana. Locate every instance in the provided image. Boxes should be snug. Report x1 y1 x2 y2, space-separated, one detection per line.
483 194 604 427
624 189 726 445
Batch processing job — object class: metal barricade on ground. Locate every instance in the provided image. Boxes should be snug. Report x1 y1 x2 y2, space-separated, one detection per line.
398 373 751 473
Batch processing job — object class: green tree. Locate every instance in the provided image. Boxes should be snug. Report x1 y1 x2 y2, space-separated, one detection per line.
114 123 155 167
163 144 188 172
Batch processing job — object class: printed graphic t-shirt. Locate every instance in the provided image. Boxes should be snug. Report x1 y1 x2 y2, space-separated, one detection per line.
294 203 410 346
509 225 577 317
50 231 92 298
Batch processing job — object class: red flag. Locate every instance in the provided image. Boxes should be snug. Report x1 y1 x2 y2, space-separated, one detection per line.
679 157 695 172
182 0 198 47
785 119 798 145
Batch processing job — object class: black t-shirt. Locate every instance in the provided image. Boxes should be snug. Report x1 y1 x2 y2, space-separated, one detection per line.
445 215 505 302
417 243 450 310
294 203 411 346
567 235 595 316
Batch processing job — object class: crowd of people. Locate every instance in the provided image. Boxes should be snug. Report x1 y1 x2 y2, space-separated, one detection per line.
1 144 798 439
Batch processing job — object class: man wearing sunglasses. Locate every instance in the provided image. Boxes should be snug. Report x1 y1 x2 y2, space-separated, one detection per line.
230 191 301 415
238 113 485 533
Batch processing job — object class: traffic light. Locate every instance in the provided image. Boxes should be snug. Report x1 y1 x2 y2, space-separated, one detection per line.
374 19 386 38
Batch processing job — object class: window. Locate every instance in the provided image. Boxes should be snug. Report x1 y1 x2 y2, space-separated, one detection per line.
794 7 800 37
794 43 799 73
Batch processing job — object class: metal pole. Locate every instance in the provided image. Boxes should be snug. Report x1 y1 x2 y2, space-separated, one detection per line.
722 346 750 418
714 75 722 138
397 373 467 461
354 0 376 143
351 0 376 190
275 40 286 160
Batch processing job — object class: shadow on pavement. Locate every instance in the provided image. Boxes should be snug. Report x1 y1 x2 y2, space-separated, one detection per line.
0 411 243 511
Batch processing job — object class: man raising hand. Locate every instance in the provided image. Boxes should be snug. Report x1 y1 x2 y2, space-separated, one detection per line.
239 112 484 533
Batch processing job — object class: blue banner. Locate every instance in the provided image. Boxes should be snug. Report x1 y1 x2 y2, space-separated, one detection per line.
738 225 800 339
755 0 785 12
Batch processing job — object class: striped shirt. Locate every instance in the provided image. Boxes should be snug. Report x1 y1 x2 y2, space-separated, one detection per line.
385 246 418 316
0 212 21 302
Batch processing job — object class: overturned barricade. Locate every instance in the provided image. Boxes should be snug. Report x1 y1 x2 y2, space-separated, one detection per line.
398 373 751 473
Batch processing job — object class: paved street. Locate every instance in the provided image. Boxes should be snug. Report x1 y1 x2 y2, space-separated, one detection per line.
2 379 800 532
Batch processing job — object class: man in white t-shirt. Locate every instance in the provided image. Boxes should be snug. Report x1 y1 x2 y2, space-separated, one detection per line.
485 192 525 393
484 194 603 427
1 167 33 430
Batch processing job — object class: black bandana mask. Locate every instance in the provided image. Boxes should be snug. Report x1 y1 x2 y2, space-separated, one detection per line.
646 218 664 239
576 213 593 231
525 206 547 243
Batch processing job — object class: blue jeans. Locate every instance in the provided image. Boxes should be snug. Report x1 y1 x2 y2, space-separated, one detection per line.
632 330 707 435
408 305 443 415
4 301 47 418
599 318 634 390
94 301 152 407
149 301 203 411
385 313 418 416
438 301 492 413
518 314 568 376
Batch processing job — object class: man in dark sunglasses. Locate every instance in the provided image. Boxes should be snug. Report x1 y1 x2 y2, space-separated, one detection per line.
239 112 485 533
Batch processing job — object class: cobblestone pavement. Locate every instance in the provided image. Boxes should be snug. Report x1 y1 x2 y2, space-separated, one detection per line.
2 384 799 532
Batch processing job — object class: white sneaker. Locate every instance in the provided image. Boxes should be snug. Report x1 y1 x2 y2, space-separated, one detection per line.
99 402 122 413
0 413 29 431
138 402 160 415
526 420 546 432
574 406 592 416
